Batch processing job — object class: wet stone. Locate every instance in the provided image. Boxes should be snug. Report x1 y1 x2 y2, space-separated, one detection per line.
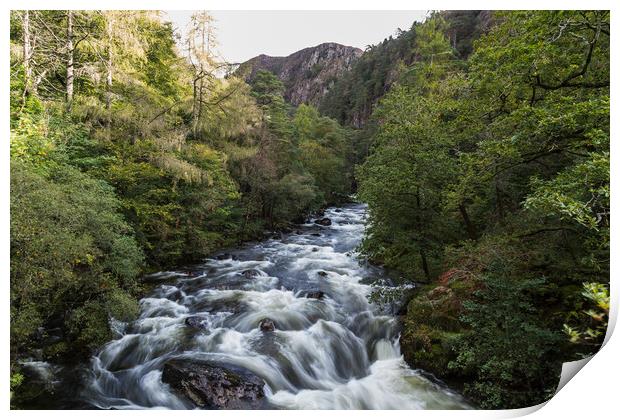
185 316 207 330
300 290 325 300
161 359 267 409
314 217 332 226
259 318 276 332
215 253 233 260
240 269 261 279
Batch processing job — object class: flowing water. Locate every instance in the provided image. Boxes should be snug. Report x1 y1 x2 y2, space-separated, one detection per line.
24 203 469 409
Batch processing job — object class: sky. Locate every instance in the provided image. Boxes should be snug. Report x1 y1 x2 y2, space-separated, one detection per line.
164 10 429 64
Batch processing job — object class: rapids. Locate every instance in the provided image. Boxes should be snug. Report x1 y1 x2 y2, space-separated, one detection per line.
39 204 470 409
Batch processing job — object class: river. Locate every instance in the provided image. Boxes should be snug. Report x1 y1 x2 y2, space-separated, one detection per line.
23 203 469 409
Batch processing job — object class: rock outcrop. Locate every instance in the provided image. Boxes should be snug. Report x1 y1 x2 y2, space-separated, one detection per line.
162 359 267 409
235 42 362 107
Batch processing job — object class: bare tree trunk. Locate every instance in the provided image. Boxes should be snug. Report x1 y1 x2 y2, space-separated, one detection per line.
66 10 74 110
18 10 33 114
192 75 200 136
105 16 113 136
22 11 32 93
198 71 204 120
198 21 205 123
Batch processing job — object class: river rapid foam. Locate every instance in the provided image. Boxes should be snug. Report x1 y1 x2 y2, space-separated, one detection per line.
79 203 469 409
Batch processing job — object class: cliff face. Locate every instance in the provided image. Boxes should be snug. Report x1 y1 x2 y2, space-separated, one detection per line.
235 43 363 107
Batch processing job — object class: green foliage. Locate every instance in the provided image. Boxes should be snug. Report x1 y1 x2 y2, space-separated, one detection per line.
10 161 144 357
357 20 466 281
10 11 354 389
231 70 353 231
11 373 24 390
319 11 488 126
563 282 609 346
450 275 561 408
295 104 352 202
359 10 609 408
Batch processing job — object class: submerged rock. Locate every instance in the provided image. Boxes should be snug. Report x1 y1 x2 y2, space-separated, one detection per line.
300 290 326 300
317 270 329 277
310 232 321 237
161 359 266 409
215 253 233 260
314 217 332 226
185 316 207 330
258 318 276 332
240 269 261 279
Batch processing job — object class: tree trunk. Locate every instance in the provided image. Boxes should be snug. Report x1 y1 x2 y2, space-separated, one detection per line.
192 74 200 136
420 249 431 282
414 187 431 281
66 11 74 110
105 16 113 135
495 180 506 221
22 11 32 93
459 203 477 240
198 70 204 121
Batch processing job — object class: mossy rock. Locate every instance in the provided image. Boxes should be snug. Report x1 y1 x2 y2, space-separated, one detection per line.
405 286 463 332
400 283 469 380
401 322 462 378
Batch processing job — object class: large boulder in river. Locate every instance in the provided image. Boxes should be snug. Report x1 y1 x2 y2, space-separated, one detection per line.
314 217 332 226
162 359 266 409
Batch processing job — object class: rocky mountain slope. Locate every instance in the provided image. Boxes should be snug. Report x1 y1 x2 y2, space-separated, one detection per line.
236 11 491 128
235 42 362 107
320 10 493 127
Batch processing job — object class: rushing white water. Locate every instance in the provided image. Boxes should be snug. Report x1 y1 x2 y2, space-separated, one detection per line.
81 203 469 409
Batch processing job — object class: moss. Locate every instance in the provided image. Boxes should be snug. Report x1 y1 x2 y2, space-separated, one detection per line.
402 323 462 378
400 280 473 384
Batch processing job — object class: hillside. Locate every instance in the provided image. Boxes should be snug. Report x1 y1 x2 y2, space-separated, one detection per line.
320 10 493 127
